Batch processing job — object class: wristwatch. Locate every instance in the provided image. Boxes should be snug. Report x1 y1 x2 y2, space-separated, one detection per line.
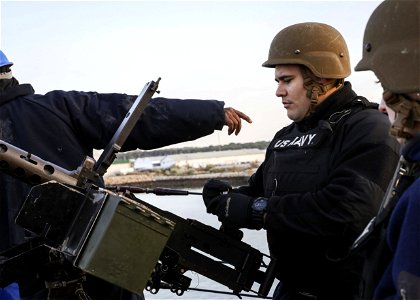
251 197 267 230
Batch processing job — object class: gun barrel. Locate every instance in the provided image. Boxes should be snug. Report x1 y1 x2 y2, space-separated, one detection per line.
0 140 78 186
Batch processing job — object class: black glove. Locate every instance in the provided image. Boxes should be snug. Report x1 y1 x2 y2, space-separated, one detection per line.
212 192 254 228
202 179 232 209
203 179 267 230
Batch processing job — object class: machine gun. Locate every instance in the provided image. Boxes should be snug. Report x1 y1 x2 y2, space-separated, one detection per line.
0 78 276 298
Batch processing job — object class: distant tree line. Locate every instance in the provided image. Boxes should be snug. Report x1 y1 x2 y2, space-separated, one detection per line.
116 141 270 161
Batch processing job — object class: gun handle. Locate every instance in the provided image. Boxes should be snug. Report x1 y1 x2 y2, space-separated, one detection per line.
258 258 277 297
219 224 244 241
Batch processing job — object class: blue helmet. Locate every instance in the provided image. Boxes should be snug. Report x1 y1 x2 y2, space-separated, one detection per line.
0 50 13 68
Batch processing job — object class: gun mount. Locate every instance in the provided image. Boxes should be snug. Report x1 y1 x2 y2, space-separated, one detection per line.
0 78 276 298
3 182 275 297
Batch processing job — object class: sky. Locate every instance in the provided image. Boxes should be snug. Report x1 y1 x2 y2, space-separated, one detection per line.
0 0 384 149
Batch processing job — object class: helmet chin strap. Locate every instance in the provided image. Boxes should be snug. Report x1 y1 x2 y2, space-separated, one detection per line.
383 89 420 140
303 77 344 112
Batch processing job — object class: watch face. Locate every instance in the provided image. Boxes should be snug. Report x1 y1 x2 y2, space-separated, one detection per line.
253 198 267 211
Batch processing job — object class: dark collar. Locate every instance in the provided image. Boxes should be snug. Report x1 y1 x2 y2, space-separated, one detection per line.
297 82 357 131
402 134 420 162
0 84 35 106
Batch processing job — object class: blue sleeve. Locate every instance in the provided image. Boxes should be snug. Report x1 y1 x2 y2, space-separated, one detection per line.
374 179 420 300
126 97 226 150
38 91 225 150
0 283 20 300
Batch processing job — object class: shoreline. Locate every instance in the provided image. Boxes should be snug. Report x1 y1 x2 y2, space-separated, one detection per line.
104 149 264 188
104 169 255 189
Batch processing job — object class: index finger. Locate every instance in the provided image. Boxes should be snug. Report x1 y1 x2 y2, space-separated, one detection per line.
234 109 252 123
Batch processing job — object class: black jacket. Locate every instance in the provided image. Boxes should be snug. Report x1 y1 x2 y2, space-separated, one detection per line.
0 82 225 298
237 83 400 299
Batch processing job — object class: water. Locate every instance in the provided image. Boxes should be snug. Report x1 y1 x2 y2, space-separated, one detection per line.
135 189 278 300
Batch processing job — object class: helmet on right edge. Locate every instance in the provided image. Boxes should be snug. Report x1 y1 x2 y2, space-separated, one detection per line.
0 50 13 69
355 0 420 94
262 22 351 79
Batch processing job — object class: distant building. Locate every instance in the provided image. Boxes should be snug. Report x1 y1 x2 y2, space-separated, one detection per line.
133 156 176 171
172 149 265 168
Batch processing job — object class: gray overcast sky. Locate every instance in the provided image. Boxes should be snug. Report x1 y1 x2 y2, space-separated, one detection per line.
1 0 383 149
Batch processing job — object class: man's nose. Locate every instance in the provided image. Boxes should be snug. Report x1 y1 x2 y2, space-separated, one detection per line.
276 84 286 97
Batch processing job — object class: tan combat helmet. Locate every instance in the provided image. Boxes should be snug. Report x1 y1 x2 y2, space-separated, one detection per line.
262 22 351 109
355 0 420 140
262 22 351 79
355 0 420 94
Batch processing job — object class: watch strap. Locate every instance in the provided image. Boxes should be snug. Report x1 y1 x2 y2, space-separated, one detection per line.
251 198 267 230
